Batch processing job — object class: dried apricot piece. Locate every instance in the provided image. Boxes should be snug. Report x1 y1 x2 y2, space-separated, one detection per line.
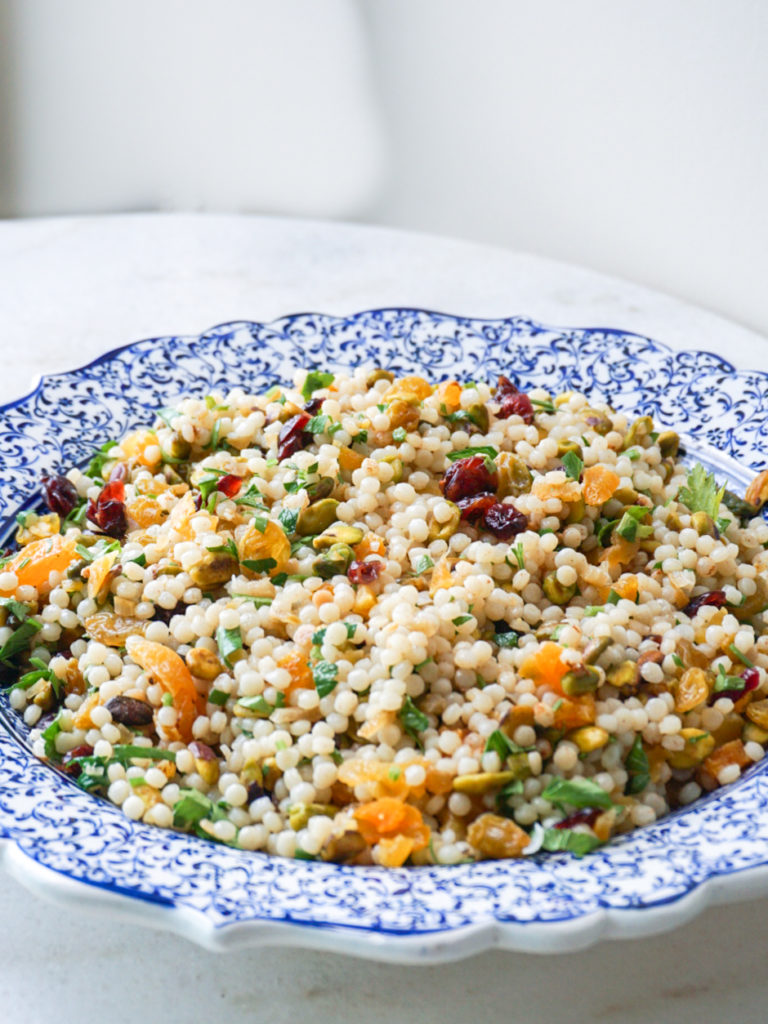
127 495 168 528
354 532 387 561
127 638 199 742
520 641 571 694
353 797 429 850
278 650 314 694
383 376 433 405
437 380 462 411
532 477 582 503
583 465 621 506
674 668 711 713
701 738 750 781
120 429 162 469
375 834 415 867
0 535 78 597
237 520 290 578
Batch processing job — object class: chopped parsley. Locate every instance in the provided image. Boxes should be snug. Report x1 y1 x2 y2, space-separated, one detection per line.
399 696 429 742
301 371 335 401
624 734 650 795
312 660 339 698
677 463 726 520
215 624 243 666
540 827 603 857
446 445 498 462
541 776 615 811
561 451 583 481
414 554 434 574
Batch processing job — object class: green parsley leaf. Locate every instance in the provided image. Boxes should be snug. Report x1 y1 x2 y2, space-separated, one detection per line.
208 688 229 706
677 463 726 520
509 542 525 570
236 693 285 718
540 827 603 857
713 664 747 693
172 789 220 830
606 589 621 605
627 449 641 461
11 657 60 696
278 508 300 536
75 538 121 563
306 414 342 436
624 734 650 795
124 552 147 567
312 622 357 646
215 624 243 666
495 778 524 817
41 716 62 760
0 620 41 664
494 628 520 649
541 776 615 810
301 370 335 401
595 518 618 546
241 557 277 574
414 554 434 574
446 445 498 462
561 451 583 481
399 696 429 740
207 537 239 561
312 660 338 698
672 653 684 668
452 614 473 627
484 729 528 759
351 429 368 446
231 594 273 608
0 597 31 622
86 440 118 480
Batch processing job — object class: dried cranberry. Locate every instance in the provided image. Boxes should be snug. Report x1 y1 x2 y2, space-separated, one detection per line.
41 472 79 517
457 492 497 525
303 397 323 415
714 667 760 702
217 474 242 498
348 559 383 584
151 602 180 625
683 590 727 618
247 780 267 803
86 479 127 538
60 744 94 774
495 375 534 424
482 501 528 539
441 456 498 502
554 808 601 830
277 413 311 462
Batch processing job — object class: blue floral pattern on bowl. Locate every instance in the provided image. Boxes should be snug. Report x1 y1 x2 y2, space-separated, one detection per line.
1 310 767 960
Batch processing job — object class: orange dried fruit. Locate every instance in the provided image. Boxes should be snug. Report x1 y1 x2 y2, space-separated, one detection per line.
520 641 571 694
583 465 621 506
532 477 582 503
702 739 750 780
354 532 387 561
0 535 78 597
120 429 161 469
278 650 314 694
237 520 290 578
375 834 415 868
353 797 430 850
128 638 200 742
383 376 433 405
437 380 462 411
429 555 455 597
127 495 168 528
674 668 711 713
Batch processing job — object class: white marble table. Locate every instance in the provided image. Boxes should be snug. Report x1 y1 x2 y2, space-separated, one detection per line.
1 214 767 1024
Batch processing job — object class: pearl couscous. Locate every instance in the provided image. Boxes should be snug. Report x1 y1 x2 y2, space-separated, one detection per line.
2 367 768 866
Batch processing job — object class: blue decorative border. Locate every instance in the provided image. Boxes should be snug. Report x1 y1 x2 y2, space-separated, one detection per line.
1 311 767 953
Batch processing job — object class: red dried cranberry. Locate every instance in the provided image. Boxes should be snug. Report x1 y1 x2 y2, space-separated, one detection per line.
217 474 242 498
714 667 760 702
495 375 534 424
86 479 127 538
41 472 79 517
683 590 727 618
482 501 528 539
441 455 498 502
348 559 383 584
303 397 323 415
457 492 497 525
554 808 601 830
277 413 311 462
60 744 94 774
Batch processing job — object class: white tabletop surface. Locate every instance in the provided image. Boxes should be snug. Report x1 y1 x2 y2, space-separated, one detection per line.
1 213 766 1024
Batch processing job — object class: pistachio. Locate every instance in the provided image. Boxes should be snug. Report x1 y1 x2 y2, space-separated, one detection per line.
365 368 395 388
606 660 640 691
288 802 337 831
162 434 191 461
185 647 224 681
583 636 611 665
734 577 768 622
313 543 355 579
561 666 601 696
613 485 639 504
566 495 586 524
723 488 761 524
583 409 613 435
556 440 583 459
657 430 680 458
321 829 369 864
241 759 264 789
305 476 335 502
690 511 716 537
189 550 239 588
27 677 56 711
505 752 532 780
380 454 404 483
189 740 220 785
496 452 533 497
296 498 339 537
452 770 520 795
658 457 676 483
427 501 461 542
313 524 365 550
622 415 654 450
499 704 535 738
467 404 489 433
542 571 577 605
569 725 610 753
667 729 715 769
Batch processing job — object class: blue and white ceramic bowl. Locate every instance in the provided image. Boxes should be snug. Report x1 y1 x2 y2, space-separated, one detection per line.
1 310 767 961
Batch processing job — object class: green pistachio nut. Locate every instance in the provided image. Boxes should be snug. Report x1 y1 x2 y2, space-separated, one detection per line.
427 501 461 541
622 415 654 451
365 369 395 388
690 511 717 537
561 665 601 696
313 524 365 550
657 431 680 458
296 498 339 537
313 543 355 578
542 571 577 606
189 551 239 588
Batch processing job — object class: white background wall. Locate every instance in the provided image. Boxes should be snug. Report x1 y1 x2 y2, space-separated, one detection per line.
2 0 767 337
